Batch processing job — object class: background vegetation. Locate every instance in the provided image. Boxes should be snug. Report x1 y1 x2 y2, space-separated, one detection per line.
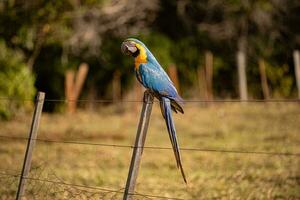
0 1 300 199
0 0 299 115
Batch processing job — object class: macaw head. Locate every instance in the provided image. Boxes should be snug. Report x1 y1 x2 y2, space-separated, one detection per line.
121 38 147 58
121 38 159 69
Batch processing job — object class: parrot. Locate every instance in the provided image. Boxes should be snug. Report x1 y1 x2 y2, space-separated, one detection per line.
121 38 187 183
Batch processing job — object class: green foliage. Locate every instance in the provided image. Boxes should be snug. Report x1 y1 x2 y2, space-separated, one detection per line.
170 38 202 95
266 63 293 97
171 38 200 70
0 40 35 119
98 37 134 94
0 0 299 104
100 37 132 72
140 33 173 69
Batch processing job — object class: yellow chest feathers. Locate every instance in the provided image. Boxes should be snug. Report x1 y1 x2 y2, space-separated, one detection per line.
134 43 147 69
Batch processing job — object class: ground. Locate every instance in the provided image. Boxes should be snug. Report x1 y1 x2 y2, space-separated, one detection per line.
0 102 299 199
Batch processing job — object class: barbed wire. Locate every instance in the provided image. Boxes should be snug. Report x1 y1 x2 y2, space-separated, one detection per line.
1 135 299 157
0 97 299 103
0 172 186 200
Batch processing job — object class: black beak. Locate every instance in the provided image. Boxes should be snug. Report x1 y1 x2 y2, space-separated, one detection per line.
121 41 138 56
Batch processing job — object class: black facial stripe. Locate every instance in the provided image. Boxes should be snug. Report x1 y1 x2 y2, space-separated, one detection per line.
132 48 140 57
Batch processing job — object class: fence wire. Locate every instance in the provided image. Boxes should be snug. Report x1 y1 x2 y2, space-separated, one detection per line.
0 97 300 103
1 97 299 199
0 172 185 200
0 135 299 157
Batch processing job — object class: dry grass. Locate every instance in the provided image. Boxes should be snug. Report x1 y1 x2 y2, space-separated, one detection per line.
0 102 299 199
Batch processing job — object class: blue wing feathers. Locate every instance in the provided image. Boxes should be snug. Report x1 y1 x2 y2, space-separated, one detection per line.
137 63 184 113
138 63 180 99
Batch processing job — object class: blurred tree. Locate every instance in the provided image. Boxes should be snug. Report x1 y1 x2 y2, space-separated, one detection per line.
159 0 300 98
0 0 299 112
0 40 35 119
0 0 160 111
67 0 159 57
140 33 173 70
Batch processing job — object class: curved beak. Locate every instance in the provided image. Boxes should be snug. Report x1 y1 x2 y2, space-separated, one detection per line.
121 41 138 56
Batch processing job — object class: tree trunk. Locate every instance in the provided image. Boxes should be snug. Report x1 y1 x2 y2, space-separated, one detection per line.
74 63 89 100
236 50 248 101
258 59 270 100
65 70 76 113
293 50 300 99
64 63 89 113
27 25 50 71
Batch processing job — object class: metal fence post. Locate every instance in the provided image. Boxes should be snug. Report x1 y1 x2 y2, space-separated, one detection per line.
123 91 154 200
16 92 45 200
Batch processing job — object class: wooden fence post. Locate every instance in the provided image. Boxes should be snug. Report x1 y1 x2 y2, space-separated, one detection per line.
293 50 300 99
258 59 270 100
16 92 45 200
237 51 248 100
74 63 89 100
123 91 154 200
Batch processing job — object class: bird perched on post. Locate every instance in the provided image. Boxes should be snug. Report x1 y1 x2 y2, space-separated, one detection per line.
121 38 187 183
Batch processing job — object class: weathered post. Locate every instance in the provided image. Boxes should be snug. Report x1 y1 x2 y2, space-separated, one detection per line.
293 50 300 99
237 50 248 101
16 92 45 200
258 59 270 100
123 91 154 200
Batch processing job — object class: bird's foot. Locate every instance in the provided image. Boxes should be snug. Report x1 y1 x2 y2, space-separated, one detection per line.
143 90 154 103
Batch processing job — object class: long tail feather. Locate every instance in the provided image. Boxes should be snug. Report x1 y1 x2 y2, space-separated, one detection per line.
161 97 187 183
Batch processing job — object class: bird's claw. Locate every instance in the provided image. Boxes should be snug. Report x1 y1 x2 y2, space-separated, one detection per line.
143 90 154 103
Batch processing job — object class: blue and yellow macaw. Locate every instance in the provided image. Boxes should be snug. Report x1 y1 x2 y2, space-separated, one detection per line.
121 38 187 183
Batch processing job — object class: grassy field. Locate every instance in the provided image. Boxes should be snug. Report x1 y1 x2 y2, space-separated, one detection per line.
0 102 299 199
